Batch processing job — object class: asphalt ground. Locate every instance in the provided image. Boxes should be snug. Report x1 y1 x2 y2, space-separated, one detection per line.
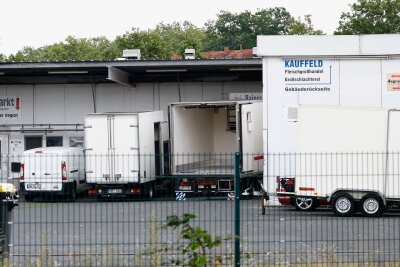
7 196 400 266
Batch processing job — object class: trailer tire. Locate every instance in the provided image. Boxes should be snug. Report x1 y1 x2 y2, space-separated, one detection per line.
294 197 317 211
360 194 384 217
332 193 355 217
148 183 154 199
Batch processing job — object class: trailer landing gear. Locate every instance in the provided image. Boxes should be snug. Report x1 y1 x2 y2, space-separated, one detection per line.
261 192 269 215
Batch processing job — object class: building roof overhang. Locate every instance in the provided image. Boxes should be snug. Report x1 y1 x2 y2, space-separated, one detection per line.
0 59 262 85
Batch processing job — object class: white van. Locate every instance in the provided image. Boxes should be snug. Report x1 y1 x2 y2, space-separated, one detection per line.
19 147 86 201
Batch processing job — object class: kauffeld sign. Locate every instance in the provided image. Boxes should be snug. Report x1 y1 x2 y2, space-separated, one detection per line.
0 96 21 120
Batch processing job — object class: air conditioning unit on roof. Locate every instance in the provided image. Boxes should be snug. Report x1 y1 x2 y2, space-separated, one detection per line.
122 49 141 60
184 49 195 60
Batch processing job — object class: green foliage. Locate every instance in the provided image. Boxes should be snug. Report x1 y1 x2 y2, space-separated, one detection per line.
204 8 322 50
0 53 6 62
164 213 224 267
155 22 206 58
4 7 324 62
335 0 400 34
7 36 117 62
288 15 324 35
114 28 172 59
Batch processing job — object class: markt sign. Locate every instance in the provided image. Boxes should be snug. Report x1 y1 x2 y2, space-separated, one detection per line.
0 96 21 120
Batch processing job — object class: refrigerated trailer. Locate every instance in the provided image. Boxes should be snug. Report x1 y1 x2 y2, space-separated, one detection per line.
256 34 400 209
84 111 164 197
277 106 400 217
169 101 263 198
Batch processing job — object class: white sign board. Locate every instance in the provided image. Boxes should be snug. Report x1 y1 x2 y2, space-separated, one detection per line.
387 73 400 91
0 96 21 120
10 140 23 154
283 59 333 93
229 93 262 100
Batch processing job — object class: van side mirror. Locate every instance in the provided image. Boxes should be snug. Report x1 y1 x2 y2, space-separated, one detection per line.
11 162 21 173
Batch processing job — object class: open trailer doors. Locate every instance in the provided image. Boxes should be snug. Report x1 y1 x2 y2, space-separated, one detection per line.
240 102 263 173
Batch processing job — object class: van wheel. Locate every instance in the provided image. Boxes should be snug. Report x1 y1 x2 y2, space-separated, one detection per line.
294 197 317 211
360 194 384 217
332 193 355 217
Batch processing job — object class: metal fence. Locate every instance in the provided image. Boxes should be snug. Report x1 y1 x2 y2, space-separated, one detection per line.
0 152 399 266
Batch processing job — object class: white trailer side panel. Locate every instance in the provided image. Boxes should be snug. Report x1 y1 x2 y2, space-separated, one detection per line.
297 106 388 152
294 106 390 198
387 110 400 199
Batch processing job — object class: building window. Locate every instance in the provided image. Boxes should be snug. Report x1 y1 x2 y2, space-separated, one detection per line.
46 136 63 147
25 136 43 150
69 137 84 148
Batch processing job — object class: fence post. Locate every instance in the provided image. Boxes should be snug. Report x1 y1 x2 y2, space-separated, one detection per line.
234 152 241 267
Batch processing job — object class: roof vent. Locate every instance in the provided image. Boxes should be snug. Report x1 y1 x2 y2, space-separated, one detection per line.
122 49 141 60
184 49 195 60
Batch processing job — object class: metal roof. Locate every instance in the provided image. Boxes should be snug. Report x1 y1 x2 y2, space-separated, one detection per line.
0 58 262 85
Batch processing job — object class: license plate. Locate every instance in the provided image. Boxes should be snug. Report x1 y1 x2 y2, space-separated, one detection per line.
108 188 122 194
27 183 41 189
179 186 191 191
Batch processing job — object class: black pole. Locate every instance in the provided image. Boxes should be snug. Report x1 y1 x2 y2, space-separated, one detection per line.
234 152 241 266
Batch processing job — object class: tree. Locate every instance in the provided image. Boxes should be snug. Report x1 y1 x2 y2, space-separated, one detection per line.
335 0 400 34
155 22 206 58
204 8 323 51
8 46 46 62
0 53 6 62
8 36 117 62
113 28 172 59
289 15 324 35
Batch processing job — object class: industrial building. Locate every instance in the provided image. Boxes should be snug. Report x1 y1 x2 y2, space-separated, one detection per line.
0 52 262 180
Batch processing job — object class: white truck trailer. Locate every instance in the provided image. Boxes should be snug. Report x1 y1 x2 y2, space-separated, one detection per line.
276 105 400 217
169 101 263 199
256 34 400 209
19 147 86 201
84 111 164 198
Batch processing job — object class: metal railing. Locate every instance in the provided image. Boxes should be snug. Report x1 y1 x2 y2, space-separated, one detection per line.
0 152 398 266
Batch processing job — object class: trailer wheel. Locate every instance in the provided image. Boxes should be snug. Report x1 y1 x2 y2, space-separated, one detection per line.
148 183 154 199
332 193 355 217
360 194 384 217
294 197 317 211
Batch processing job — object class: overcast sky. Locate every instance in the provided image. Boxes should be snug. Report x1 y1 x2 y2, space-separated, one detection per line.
0 0 356 56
